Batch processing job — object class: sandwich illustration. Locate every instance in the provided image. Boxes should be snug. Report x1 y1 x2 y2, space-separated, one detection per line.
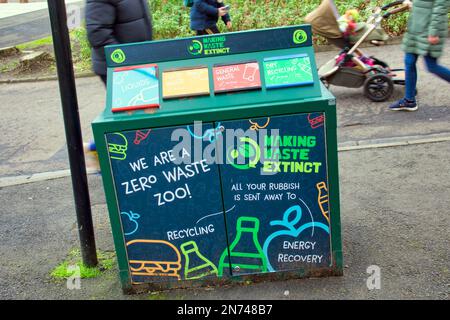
126 240 182 280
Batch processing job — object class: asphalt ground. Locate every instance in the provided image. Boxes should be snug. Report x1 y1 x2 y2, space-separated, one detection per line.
0 140 448 299
0 42 449 300
0 0 85 48
1 43 449 179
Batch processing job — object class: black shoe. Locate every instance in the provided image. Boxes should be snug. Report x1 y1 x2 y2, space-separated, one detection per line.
389 98 418 111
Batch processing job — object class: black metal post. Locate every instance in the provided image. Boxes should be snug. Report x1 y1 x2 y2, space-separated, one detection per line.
47 0 98 267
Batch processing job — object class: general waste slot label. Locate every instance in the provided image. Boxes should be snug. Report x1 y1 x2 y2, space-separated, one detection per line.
213 61 262 93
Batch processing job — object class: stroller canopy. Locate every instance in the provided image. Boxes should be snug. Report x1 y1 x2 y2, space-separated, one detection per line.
305 0 342 39
305 0 390 43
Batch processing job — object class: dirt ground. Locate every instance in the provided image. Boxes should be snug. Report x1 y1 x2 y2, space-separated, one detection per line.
0 45 56 80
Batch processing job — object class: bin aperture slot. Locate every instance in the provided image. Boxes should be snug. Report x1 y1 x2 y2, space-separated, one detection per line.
213 61 262 94
263 54 314 89
112 64 160 112
162 67 210 99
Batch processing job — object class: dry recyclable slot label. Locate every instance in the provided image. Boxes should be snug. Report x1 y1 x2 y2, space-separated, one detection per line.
263 54 314 89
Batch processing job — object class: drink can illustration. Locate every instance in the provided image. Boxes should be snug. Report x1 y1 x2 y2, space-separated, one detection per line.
243 63 259 82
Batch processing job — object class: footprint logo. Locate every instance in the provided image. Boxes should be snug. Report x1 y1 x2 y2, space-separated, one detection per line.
188 40 203 56
111 49 126 64
293 30 308 45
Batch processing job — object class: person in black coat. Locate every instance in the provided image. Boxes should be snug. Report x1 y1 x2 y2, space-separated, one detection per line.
190 0 232 35
84 0 152 172
85 0 153 84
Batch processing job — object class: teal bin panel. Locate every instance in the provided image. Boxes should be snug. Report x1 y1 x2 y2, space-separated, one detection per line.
105 123 230 283
217 113 332 276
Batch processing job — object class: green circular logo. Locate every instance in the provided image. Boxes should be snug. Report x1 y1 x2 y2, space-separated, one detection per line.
293 30 308 44
188 40 203 56
111 49 126 64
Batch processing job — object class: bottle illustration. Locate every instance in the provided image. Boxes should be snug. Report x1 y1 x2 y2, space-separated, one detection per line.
180 241 218 280
317 182 330 223
134 129 151 145
218 217 268 276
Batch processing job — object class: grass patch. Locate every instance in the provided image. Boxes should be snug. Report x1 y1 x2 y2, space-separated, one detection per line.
16 36 53 51
50 249 116 280
148 292 168 300
147 292 186 300
12 28 93 75
0 61 19 73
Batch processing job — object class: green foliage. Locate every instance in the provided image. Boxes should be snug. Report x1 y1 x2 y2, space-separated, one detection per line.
13 1 429 74
50 249 116 280
150 0 192 39
70 27 92 73
148 0 413 37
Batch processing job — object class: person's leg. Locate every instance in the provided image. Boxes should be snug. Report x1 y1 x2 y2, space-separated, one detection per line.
204 25 220 34
83 141 100 173
100 74 107 86
404 53 419 101
196 26 220 36
389 53 418 111
423 55 450 82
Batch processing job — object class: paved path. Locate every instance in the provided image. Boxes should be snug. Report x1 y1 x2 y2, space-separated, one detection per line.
0 43 449 179
0 0 84 47
1 141 448 299
0 42 449 300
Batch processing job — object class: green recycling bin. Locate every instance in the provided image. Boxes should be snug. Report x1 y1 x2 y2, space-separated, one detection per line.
92 25 343 293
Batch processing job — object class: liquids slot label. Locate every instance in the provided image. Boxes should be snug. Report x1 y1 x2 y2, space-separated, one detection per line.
112 64 160 112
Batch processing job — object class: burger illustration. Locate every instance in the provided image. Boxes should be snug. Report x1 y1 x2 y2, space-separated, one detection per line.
107 132 128 160
126 240 182 281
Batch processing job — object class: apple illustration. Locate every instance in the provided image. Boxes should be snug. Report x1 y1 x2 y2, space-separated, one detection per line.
262 204 329 272
120 211 140 236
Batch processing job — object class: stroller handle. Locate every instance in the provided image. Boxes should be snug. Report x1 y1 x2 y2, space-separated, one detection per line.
381 0 405 11
382 2 409 18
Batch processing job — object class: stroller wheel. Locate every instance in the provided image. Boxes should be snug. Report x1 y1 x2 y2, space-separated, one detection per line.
364 73 394 102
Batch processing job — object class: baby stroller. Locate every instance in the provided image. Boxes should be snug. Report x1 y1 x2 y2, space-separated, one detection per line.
305 0 409 102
